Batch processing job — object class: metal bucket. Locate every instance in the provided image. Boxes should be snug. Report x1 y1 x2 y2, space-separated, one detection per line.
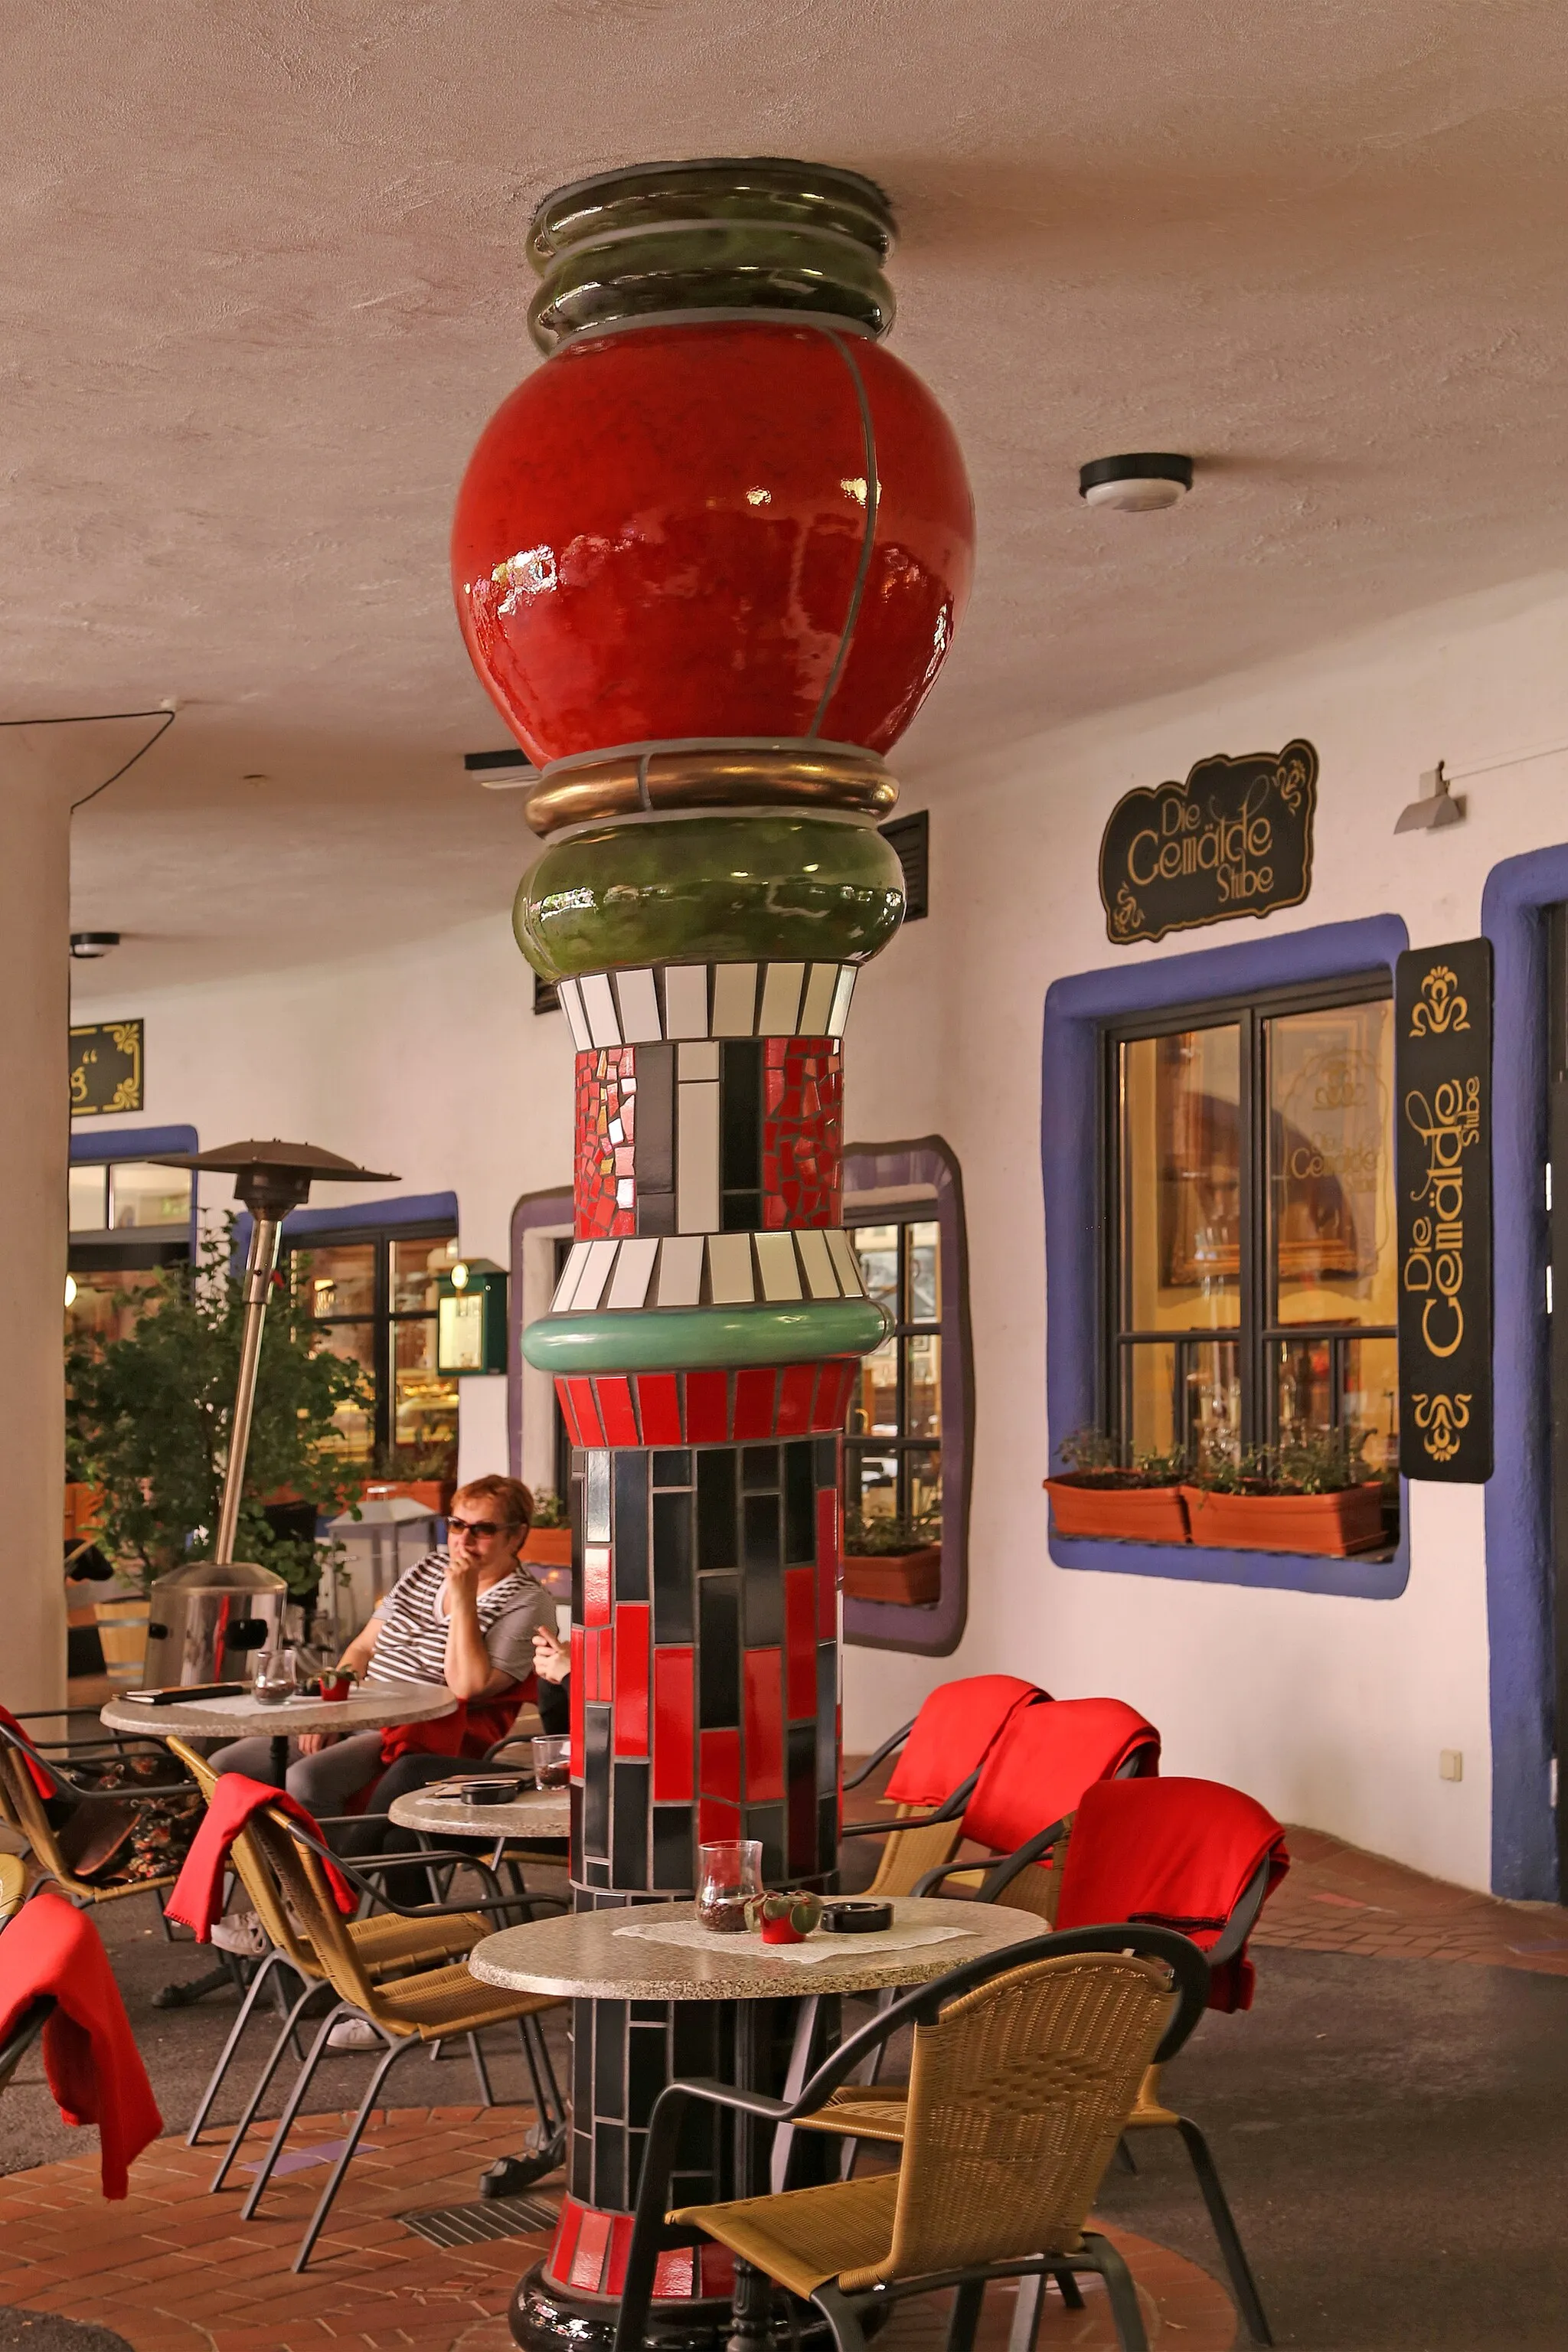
142 1557 289 1688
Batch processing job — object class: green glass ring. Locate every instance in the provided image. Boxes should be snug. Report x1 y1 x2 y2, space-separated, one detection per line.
521 1297 891 1374
513 814 905 982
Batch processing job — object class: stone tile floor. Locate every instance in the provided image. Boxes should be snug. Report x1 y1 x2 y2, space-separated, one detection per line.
1253 1824 1568 1974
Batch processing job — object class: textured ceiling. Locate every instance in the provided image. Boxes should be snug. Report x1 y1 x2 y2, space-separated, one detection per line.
11 0 1568 988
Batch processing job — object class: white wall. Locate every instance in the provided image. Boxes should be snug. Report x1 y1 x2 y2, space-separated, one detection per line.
74 564 1568 1890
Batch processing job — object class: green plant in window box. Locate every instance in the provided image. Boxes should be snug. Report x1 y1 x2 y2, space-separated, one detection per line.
66 1218 369 1601
1044 1429 1192 1545
1181 1428 1386 1556
529 1488 570 1530
841 1512 942 1606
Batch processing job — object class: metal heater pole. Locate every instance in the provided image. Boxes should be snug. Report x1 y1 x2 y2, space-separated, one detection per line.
214 1213 282 1566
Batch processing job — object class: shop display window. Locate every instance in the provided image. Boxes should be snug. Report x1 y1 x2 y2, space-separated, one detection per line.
288 1226 460 1469
845 1215 942 1534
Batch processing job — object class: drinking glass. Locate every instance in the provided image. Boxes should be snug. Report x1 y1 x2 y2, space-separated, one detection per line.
252 1648 297 1707
531 1733 570 1789
697 1839 763 1934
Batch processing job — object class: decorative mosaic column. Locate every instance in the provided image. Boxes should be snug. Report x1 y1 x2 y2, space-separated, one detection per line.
451 158 973 2350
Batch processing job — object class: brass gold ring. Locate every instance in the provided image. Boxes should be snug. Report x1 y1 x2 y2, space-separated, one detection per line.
524 743 898 838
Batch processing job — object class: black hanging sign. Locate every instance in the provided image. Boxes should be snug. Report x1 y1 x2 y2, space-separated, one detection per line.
69 1019 144 1117
1099 739 1318 944
1395 941 1493 1482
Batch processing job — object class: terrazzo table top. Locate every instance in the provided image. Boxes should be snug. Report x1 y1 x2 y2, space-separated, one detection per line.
102 1680 456 1743
388 1781 571 1840
468 1896 1041 2001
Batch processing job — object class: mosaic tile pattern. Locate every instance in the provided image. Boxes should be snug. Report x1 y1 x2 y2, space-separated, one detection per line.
557 961 858 1050
552 1228 867 1310
574 1047 639 1240
554 1364 860 1449
763 1037 843 1228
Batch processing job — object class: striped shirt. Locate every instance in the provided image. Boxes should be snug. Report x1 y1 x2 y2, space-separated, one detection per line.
366 1551 554 1691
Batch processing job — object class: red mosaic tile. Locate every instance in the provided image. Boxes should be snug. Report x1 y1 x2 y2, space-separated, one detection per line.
812 1357 857 1431
568 2205 612 2292
612 1603 650 1757
567 1376 606 1447
701 1726 741 1802
635 1371 682 1444
760 1040 841 1228
652 1647 695 1801
583 1543 611 1628
776 1361 816 1433
684 1370 728 1442
574 1048 637 1242
783 1566 817 1718
816 1486 840 1638
594 1375 640 1447
554 1378 583 1447
732 1366 776 1439
743 1648 784 1799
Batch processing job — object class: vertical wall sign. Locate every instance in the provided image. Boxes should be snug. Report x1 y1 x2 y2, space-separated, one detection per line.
1395 941 1493 1481
69 1020 144 1117
1099 739 1318 944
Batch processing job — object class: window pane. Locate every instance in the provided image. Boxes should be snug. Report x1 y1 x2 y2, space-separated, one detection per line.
311 1320 375 1459
848 1446 899 1521
109 1163 191 1230
68 1167 107 1232
1268 1001 1396 1327
67 1267 164 1347
395 1366 459 1453
905 1221 939 1323
904 1333 939 1439
1275 1333 1399 1478
851 1226 899 1315
298 1243 377 1320
848 1336 898 1438
906 1447 942 1529
1125 1341 1178 1459
393 1234 459 1313
1122 1027 1241 1331
1186 1339 1241 1463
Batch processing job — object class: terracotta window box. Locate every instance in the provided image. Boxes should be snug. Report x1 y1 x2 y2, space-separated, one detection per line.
841 1546 942 1606
1043 1477 1191 1545
1179 1481 1385 1557
361 1478 457 1517
521 1525 573 1570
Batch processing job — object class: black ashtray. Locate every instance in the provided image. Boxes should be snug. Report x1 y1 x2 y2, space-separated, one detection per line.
820 1900 893 1934
431 1777 522 1805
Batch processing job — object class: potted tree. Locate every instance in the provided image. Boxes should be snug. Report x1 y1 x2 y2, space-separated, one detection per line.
1181 1429 1384 1556
66 1220 370 1632
1044 1429 1191 1544
841 1512 942 1605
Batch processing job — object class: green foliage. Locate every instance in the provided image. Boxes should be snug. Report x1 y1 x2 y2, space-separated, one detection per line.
1056 1428 1187 1487
66 1219 368 1596
381 1442 459 1485
1190 1424 1372 1496
843 1511 941 1556
529 1488 570 1529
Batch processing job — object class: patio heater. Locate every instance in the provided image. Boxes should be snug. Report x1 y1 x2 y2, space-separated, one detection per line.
450 157 973 2350
139 1140 396 1717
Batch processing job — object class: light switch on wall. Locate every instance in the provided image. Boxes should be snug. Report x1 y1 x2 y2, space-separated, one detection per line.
1439 1749 1464 1782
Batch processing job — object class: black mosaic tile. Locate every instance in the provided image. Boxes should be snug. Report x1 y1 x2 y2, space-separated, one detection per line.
612 1760 650 1889
746 1801 785 1884
593 2119 626 2213
742 1494 782 1646
741 1443 779 1492
652 1805 692 1893
652 1449 692 1488
594 2000 626 2121
583 1707 612 1857
816 1644 838 1794
720 1039 761 1204
627 2022 668 2129
784 1439 816 1563
696 1448 739 1572
787 1724 818 1878
634 1041 675 1194
814 1434 838 1490
697 1576 740 1726
612 1452 650 1602
652 1490 694 1643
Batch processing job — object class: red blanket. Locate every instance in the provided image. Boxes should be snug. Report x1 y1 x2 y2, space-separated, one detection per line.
378 1678 530 1766
165 1775 357 1941
884 1675 1045 1808
1054 1775 1290 2011
0 1890 161 2196
0 1705 58 1800
963 1697 1160 1854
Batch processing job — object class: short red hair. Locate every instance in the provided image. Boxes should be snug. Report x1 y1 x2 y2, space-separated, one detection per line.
452 1474 534 1530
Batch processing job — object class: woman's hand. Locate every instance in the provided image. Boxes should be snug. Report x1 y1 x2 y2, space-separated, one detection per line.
533 1625 570 1684
297 1731 340 1756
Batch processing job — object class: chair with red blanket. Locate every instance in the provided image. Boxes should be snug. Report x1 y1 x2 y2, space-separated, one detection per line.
839 1674 1047 1897
906 1697 1161 1915
0 1889 162 2196
1048 1775 1290 2344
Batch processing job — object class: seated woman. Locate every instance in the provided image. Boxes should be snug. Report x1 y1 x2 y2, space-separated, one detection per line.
209 1473 554 1810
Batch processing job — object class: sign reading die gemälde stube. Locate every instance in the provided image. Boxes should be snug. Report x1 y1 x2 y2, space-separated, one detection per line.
1395 940 1493 1482
1098 740 1318 944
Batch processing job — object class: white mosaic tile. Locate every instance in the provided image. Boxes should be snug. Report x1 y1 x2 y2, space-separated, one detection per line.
710 962 759 1037
799 962 838 1034
828 965 858 1037
579 972 621 1049
606 1236 659 1311
678 1040 720 1081
754 1231 802 1301
615 968 662 1043
551 1240 591 1312
707 1232 756 1304
570 1238 619 1313
557 978 592 1054
663 964 710 1039
758 962 805 1036
655 1234 704 1307
793 1227 840 1299
676 1080 720 1233
825 1228 864 1296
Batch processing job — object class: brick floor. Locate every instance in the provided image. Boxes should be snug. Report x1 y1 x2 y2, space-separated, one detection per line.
0 2109 1234 2352
1251 1824 1568 1974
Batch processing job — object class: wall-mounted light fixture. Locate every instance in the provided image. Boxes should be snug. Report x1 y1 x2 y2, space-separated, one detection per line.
1394 763 1466 834
465 748 539 791
1078 452 1194 512
70 931 120 959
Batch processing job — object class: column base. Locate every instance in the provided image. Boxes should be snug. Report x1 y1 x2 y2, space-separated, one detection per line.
510 2260 851 2352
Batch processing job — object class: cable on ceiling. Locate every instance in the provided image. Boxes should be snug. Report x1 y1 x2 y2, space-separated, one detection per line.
0 704 180 811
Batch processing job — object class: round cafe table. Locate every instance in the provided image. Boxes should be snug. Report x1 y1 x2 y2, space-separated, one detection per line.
469 1896 1044 2347
101 1679 456 1789
388 1779 570 1876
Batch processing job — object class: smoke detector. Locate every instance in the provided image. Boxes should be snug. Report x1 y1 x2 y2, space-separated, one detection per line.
1079 453 1194 513
70 932 120 959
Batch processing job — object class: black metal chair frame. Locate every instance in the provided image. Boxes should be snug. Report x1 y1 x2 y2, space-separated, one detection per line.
0 1994 56 2100
612 1924 1210 2352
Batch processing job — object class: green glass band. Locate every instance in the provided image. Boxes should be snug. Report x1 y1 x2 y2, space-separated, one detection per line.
521 1297 890 1374
513 813 905 982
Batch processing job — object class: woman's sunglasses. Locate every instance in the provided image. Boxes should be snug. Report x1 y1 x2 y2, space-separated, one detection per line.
449 1514 521 1540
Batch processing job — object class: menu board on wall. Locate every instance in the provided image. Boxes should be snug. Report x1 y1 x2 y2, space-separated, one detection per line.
69 1020 143 1117
1395 940 1493 1482
1098 740 1318 944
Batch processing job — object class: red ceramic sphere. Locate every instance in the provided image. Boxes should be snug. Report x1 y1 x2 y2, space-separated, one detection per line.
452 320 973 766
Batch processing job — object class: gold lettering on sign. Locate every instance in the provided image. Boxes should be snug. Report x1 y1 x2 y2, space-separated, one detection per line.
1409 964 1470 1037
1410 1392 1472 1463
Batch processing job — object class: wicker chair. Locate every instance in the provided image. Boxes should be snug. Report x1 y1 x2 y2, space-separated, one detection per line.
0 1851 27 1926
228 1805 565 2270
162 1736 544 2155
0 1719 198 1913
612 1925 1208 2352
